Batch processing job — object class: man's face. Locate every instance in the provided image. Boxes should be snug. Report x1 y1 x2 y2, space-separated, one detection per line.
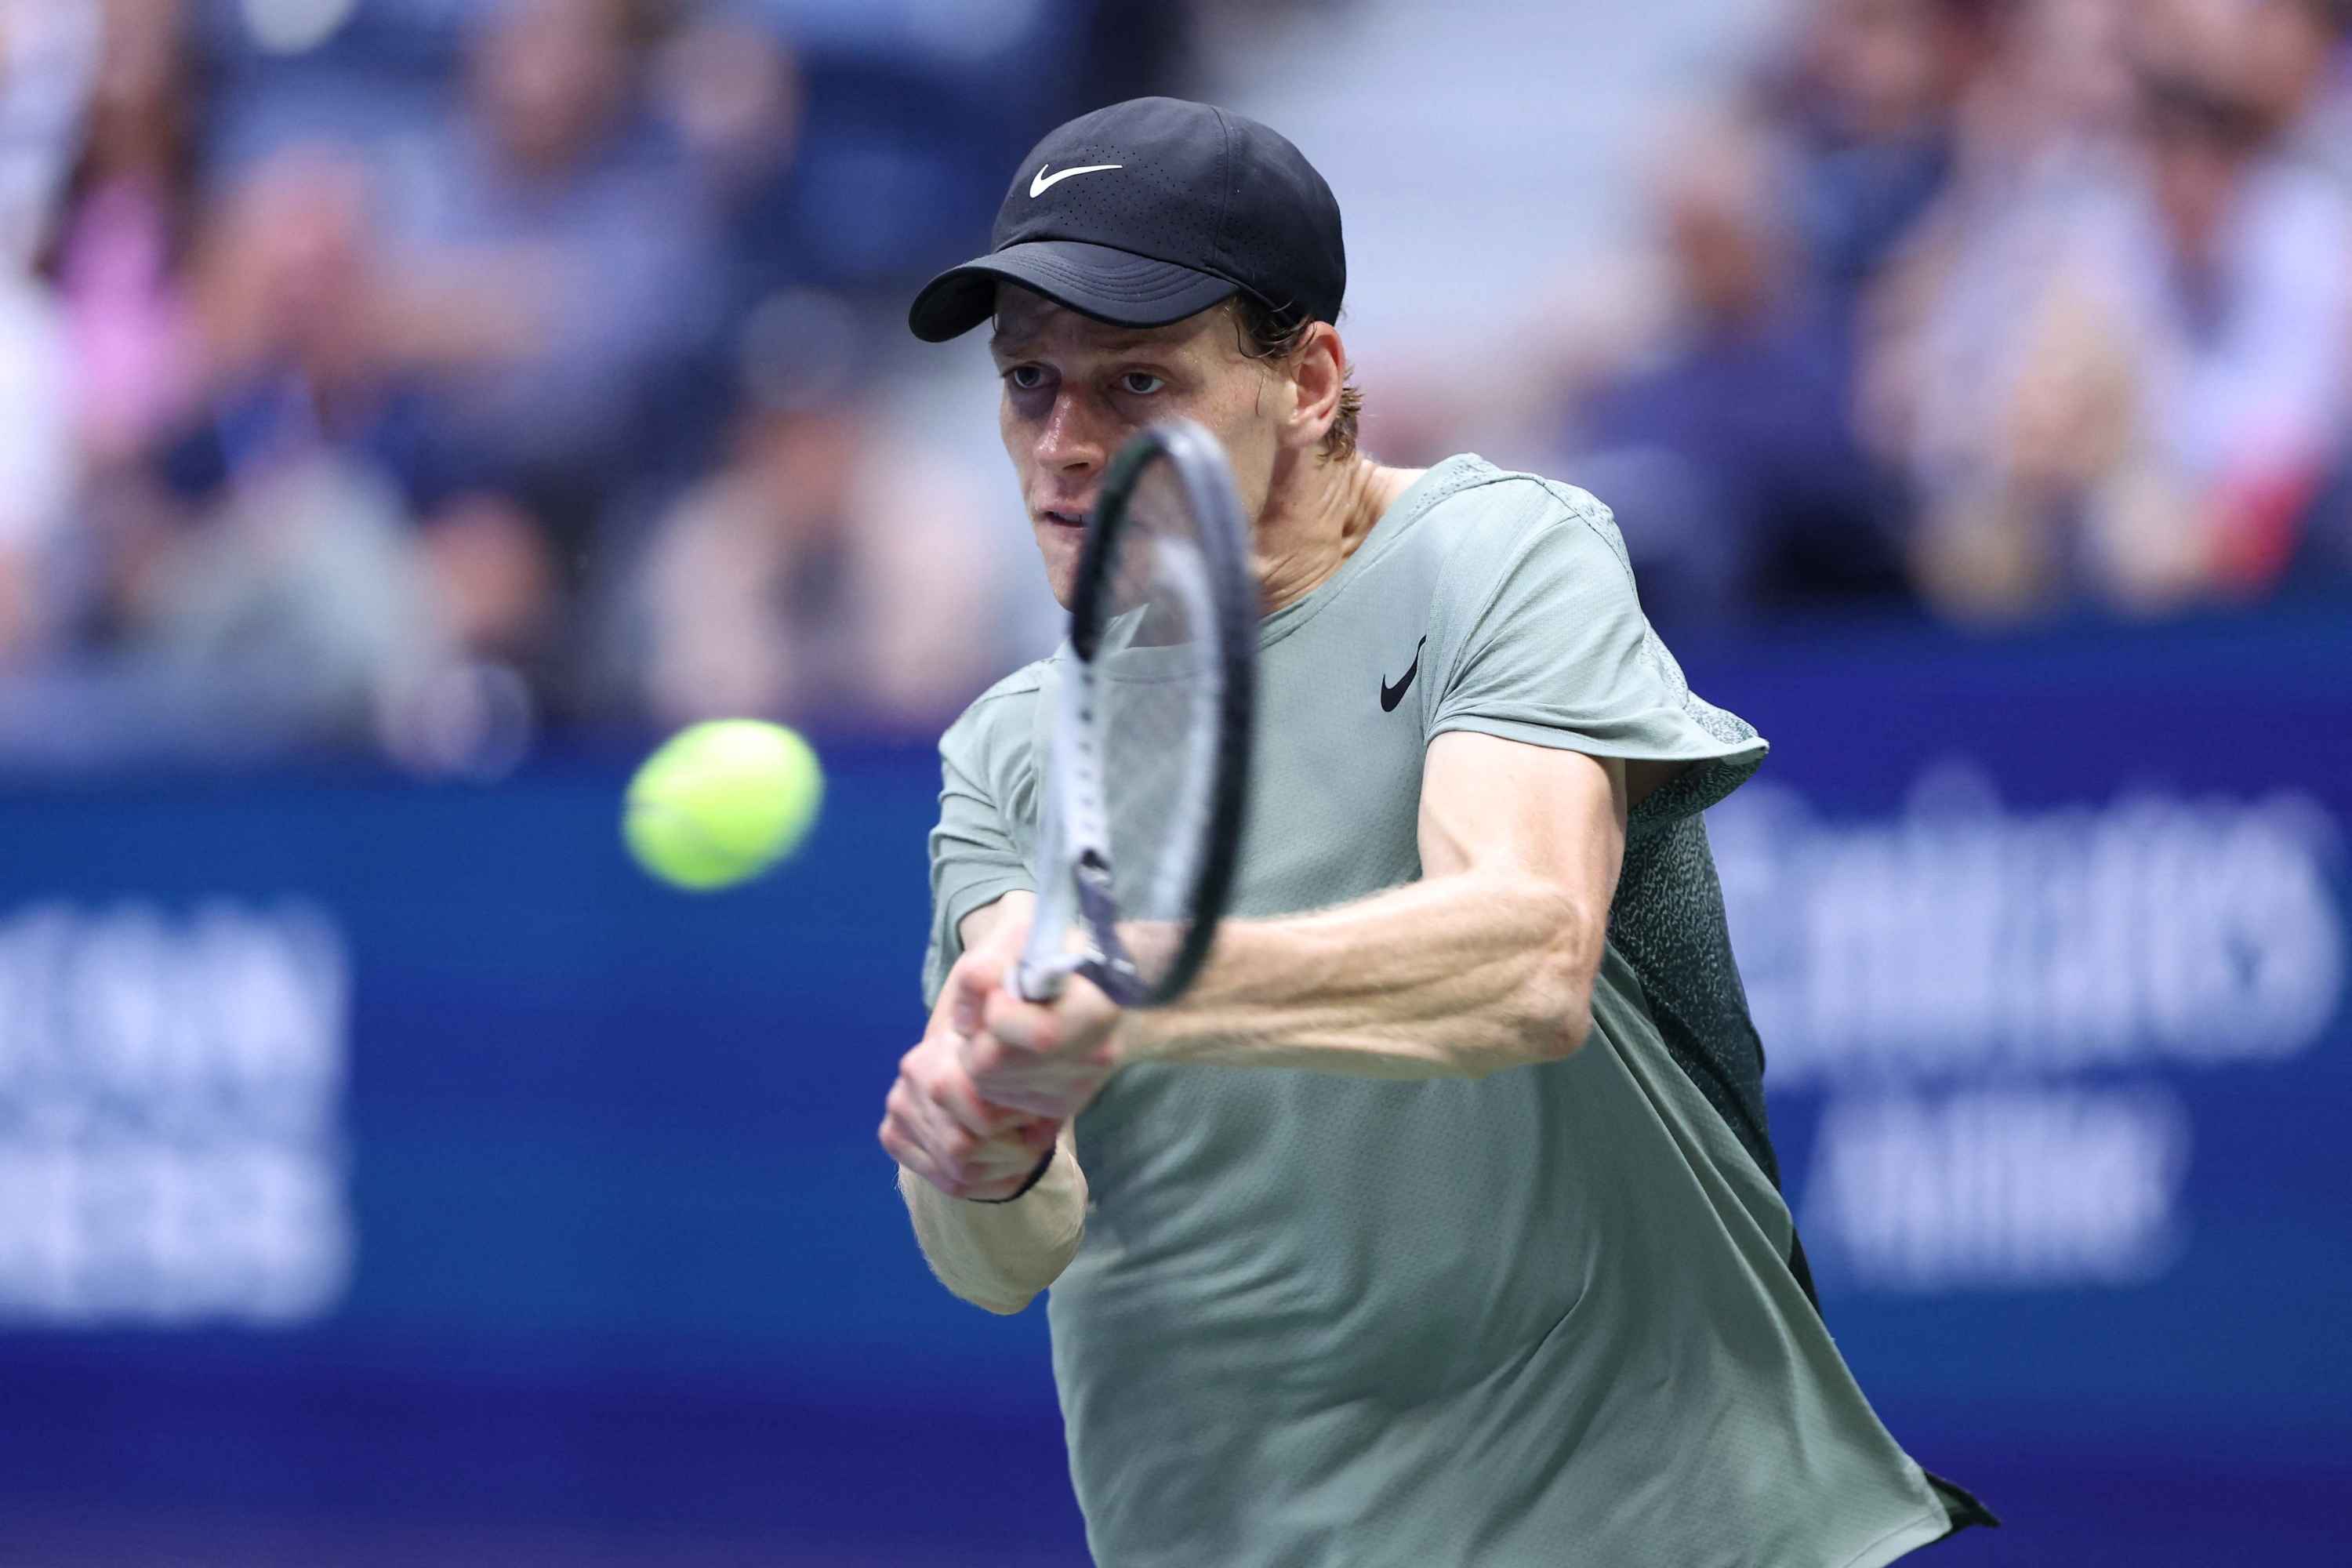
475 0 630 178
991 287 1289 607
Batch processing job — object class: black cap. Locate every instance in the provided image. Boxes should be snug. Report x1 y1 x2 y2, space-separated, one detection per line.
908 96 1345 343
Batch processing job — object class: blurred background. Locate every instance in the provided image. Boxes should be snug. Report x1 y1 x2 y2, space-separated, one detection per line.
0 0 2343 1562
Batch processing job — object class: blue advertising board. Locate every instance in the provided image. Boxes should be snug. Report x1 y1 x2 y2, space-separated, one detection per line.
0 609 2344 1564
1682 612 2352 1564
0 753 1088 1560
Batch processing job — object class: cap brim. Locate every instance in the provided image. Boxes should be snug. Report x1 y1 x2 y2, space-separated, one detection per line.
907 239 1241 343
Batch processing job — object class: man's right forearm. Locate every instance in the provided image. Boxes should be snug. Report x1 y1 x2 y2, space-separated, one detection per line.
898 1123 1087 1314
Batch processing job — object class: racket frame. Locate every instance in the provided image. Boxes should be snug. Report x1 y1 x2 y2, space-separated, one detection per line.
1015 421 1256 1008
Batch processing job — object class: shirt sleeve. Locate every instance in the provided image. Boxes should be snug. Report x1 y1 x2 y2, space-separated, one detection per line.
924 691 1040 1008
1425 480 1768 830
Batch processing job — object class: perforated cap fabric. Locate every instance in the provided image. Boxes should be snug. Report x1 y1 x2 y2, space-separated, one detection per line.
907 96 1346 342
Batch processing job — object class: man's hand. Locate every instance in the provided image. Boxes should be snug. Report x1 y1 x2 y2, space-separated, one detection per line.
881 907 1060 1200
879 894 1128 1199
880 1023 1058 1200
954 905 1127 1126
884 897 1094 1308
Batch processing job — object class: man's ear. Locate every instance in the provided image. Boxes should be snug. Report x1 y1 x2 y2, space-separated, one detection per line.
1283 322 1346 454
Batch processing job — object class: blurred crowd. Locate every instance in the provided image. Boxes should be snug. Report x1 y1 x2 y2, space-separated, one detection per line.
0 0 1184 772
0 0 2343 775
1552 0 2352 630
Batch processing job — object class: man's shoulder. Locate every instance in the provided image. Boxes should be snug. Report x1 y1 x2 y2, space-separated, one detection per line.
1376 456 1639 624
940 658 1052 767
967 659 1051 710
1403 456 1633 581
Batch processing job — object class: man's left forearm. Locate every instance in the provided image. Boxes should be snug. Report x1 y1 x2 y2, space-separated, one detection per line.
966 738 1627 1116
1117 866 1602 1080
898 1122 1087 1313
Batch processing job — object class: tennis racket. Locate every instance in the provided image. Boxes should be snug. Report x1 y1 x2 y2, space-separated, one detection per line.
1014 420 1258 1008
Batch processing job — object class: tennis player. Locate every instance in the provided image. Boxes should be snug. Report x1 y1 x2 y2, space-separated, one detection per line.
878 96 1994 1566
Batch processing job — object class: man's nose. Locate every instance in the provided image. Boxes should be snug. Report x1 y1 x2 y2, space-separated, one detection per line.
1035 388 1109 474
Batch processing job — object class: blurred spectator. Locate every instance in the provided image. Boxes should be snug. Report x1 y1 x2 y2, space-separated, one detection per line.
55 0 201 473
1559 117 1906 628
96 143 550 767
1772 0 2000 316
630 289 1007 732
0 267 73 670
1867 0 2352 619
1544 0 2020 628
115 147 429 740
2151 0 2352 182
394 0 723 572
651 4 808 321
0 0 100 270
0 0 101 670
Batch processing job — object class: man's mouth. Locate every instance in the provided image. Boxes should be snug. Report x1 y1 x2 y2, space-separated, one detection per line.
1040 509 1090 532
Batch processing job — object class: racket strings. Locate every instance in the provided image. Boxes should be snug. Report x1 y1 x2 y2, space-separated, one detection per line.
1092 458 1224 990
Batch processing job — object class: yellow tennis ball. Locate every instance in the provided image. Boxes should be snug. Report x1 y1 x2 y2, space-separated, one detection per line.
623 720 824 891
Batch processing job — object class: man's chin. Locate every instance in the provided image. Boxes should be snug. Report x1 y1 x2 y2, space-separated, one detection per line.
1035 532 1083 608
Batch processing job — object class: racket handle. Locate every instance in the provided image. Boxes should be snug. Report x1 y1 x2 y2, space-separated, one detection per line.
1014 957 1069 1004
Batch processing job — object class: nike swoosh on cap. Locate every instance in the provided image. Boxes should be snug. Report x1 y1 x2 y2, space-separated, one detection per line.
1030 162 1123 197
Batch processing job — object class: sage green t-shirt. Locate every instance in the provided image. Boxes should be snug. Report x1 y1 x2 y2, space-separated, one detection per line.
924 457 1958 1567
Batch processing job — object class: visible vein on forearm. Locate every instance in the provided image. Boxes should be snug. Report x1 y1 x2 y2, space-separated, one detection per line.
1123 872 1599 1079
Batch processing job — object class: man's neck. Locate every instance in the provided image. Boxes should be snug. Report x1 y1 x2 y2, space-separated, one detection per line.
1254 453 1424 614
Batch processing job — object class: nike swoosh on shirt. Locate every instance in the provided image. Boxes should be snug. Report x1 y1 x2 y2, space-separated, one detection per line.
1381 637 1427 713
1030 163 1123 197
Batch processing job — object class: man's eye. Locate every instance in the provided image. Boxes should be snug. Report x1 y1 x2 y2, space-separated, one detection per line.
1120 372 1165 395
1007 365 1047 390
